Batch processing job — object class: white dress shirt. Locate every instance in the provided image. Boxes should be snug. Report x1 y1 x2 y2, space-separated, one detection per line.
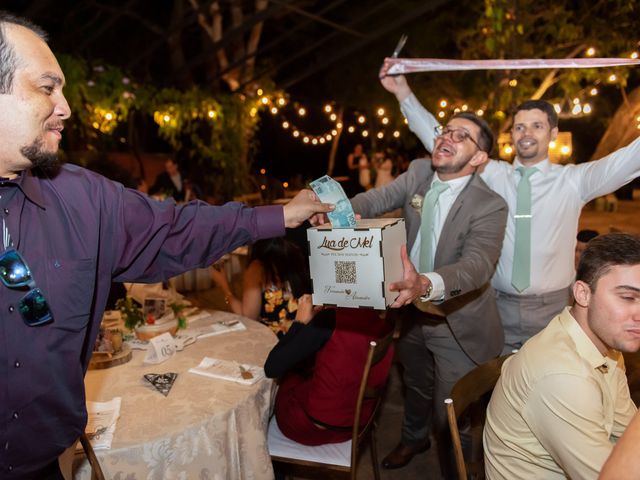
401 93 640 295
410 173 471 300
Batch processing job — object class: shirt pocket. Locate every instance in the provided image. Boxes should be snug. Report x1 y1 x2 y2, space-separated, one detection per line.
42 257 96 332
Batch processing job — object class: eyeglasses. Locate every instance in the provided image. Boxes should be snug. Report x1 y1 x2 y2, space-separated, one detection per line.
0 249 53 327
434 125 484 151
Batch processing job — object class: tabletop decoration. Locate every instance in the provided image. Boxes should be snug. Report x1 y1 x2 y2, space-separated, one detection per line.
117 296 188 340
143 373 178 397
89 324 131 370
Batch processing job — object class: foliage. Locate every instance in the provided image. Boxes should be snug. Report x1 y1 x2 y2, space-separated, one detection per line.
407 0 640 131
115 297 145 331
57 54 272 200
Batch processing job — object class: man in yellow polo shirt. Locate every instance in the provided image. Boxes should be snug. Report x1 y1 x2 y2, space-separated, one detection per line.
484 233 640 479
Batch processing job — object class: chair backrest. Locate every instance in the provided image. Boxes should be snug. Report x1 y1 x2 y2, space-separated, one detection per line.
349 324 395 474
445 354 512 480
79 433 106 480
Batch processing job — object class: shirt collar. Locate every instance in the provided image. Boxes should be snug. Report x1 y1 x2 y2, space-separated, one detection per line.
7 170 48 209
513 157 551 175
432 172 472 195
558 307 622 374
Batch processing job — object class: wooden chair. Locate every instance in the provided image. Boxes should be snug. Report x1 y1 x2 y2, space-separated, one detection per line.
78 433 106 480
268 326 396 480
445 354 513 480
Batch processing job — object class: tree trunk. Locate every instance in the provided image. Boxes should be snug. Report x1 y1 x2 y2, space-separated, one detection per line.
590 86 640 160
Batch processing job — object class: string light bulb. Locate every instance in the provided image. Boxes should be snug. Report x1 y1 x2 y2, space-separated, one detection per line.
324 104 332 113
357 115 366 124
589 88 598 96
377 107 385 116
586 47 596 57
298 107 306 116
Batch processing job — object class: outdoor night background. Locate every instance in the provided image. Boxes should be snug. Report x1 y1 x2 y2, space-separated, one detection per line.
4 0 639 202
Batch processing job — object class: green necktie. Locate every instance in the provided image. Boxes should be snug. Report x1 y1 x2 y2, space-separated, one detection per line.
511 166 538 292
419 180 450 273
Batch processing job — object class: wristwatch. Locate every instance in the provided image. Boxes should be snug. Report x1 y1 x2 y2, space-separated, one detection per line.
422 278 433 300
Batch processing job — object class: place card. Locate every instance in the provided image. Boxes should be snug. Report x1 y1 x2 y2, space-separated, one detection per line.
143 332 176 364
144 373 178 396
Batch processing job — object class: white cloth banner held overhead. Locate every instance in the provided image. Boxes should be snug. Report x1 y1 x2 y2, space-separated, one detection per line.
386 57 640 75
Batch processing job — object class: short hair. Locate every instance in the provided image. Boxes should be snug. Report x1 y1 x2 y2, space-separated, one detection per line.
514 100 558 129
0 11 48 94
576 233 640 291
450 112 495 154
577 229 599 243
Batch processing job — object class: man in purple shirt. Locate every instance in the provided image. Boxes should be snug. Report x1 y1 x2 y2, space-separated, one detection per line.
0 12 333 478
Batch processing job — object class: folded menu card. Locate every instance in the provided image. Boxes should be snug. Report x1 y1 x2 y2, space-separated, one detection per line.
84 397 122 450
189 357 264 385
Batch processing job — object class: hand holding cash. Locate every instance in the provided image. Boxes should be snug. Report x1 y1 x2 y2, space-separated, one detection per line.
282 189 335 228
309 175 357 228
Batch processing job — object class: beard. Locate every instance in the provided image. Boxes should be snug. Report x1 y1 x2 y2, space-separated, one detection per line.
434 155 471 175
20 135 60 172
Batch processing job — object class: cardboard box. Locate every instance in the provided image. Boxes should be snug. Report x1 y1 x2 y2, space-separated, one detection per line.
307 218 406 310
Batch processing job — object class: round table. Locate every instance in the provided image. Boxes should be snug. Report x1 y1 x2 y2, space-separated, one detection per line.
73 311 278 480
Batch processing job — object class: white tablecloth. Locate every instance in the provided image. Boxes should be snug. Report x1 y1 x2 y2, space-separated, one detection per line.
73 311 278 480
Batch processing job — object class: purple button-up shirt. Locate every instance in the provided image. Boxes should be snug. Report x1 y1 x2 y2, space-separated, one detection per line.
0 164 284 477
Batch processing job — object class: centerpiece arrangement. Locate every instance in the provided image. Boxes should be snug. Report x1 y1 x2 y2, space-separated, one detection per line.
116 296 188 341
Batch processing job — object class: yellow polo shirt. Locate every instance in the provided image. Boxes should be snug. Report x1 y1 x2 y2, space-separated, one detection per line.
484 308 637 479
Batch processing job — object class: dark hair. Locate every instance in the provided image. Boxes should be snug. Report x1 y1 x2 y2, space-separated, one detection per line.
577 229 599 243
514 100 558 129
450 112 494 154
0 12 48 94
576 233 640 291
250 236 311 297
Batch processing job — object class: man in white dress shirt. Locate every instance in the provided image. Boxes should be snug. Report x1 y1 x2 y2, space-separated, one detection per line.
380 62 640 352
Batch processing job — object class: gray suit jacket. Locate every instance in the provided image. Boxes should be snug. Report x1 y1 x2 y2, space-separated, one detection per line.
350 158 508 363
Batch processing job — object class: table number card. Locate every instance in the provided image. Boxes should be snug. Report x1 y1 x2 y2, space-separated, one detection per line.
143 332 176 364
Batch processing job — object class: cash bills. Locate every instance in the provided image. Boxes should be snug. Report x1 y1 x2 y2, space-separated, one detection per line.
309 175 357 228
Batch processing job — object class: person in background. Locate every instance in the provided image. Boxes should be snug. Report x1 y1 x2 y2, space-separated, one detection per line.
373 150 395 188
149 157 188 201
484 233 640 479
211 236 310 335
264 298 394 445
346 143 369 196
575 229 600 269
0 12 333 477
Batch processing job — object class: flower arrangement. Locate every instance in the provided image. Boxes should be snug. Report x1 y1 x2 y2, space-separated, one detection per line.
411 194 424 213
116 296 188 332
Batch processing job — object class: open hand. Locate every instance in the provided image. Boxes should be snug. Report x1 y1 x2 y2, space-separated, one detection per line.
388 244 430 308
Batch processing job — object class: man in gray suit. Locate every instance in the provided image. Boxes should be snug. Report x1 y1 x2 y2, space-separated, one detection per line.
350 112 507 476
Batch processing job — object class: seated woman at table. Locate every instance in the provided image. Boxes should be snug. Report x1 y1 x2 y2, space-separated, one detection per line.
211 236 309 335
264 297 394 445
